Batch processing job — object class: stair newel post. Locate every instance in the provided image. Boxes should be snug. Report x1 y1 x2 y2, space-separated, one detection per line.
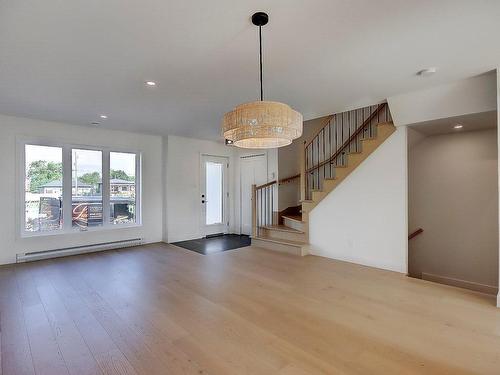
251 184 257 238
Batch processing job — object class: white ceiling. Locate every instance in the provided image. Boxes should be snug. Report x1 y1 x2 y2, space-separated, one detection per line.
1 0 499 140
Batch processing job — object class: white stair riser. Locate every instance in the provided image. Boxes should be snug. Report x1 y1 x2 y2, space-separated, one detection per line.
283 217 305 232
251 238 307 256
260 228 307 242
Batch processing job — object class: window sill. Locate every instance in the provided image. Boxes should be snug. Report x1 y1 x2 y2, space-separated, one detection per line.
20 223 143 239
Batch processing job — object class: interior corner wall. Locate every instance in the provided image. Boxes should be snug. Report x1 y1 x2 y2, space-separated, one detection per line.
0 114 164 265
497 68 500 307
162 135 169 242
309 126 408 273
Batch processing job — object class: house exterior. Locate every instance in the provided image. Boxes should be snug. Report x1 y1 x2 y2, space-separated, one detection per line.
40 178 135 196
39 180 93 195
106 179 135 196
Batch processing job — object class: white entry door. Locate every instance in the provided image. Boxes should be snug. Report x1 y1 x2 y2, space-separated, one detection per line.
240 154 268 235
201 155 229 237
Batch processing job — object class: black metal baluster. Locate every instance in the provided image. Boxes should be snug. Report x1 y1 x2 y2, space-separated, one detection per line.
322 129 325 184
329 118 332 178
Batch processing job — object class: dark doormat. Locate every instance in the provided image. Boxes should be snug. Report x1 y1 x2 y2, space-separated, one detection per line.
171 234 251 255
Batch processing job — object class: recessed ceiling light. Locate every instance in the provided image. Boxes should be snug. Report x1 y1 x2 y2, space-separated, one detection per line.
417 67 437 77
100 115 108 119
453 124 463 129
91 122 100 126
145 81 156 86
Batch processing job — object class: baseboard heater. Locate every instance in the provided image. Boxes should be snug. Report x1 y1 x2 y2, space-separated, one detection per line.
16 238 143 263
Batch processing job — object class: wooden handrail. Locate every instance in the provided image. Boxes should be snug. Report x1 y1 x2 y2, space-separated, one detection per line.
408 228 423 240
305 103 387 174
279 174 300 185
255 173 301 190
255 180 277 190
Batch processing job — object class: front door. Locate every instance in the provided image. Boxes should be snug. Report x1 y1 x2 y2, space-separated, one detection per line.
201 155 229 237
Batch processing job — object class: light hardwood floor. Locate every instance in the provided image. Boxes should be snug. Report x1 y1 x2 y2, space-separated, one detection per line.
1 243 500 374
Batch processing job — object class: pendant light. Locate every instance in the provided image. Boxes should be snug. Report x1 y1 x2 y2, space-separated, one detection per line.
222 12 303 149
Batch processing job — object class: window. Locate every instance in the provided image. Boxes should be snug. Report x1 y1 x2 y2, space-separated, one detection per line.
110 152 136 224
72 149 103 228
24 145 63 233
205 161 223 225
21 141 141 236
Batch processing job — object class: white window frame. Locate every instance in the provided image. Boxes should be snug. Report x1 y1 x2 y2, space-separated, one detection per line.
18 137 142 238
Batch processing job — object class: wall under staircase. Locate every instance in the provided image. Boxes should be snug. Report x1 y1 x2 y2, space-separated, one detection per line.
308 126 408 273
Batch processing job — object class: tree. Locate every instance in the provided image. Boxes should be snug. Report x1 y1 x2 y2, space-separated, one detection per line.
27 160 62 192
110 169 134 181
79 172 101 186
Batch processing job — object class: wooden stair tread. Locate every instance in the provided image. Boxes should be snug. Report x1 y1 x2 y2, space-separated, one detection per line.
260 225 304 234
282 215 303 223
253 236 308 247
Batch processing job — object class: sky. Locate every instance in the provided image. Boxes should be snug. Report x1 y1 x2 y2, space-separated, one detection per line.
25 144 136 177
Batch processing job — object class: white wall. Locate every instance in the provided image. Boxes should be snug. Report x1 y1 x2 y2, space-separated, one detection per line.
165 135 279 242
388 72 497 127
0 114 164 265
309 127 408 273
497 69 500 307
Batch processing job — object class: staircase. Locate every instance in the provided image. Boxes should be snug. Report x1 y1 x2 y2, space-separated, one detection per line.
251 103 396 255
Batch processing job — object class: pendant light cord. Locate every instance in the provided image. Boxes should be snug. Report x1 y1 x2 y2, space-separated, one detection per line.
259 25 263 101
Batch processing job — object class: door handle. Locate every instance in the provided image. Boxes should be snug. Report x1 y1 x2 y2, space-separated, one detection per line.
202 200 207 203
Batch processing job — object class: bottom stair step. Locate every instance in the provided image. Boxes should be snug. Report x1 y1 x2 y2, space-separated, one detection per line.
259 225 307 242
251 236 309 256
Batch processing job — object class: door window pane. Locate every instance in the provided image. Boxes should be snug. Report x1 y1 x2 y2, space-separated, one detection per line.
25 145 63 232
72 149 102 228
110 152 136 224
206 162 223 225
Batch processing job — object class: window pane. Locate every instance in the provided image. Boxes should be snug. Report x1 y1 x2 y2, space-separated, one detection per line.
206 162 223 225
110 152 136 224
72 149 102 228
25 145 63 232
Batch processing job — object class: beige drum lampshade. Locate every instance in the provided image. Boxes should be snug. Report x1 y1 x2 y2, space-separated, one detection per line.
222 100 303 149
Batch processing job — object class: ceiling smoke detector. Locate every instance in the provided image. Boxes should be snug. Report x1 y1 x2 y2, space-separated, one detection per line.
417 67 437 77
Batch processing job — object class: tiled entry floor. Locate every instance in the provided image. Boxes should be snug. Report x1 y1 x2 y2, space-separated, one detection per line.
171 234 251 255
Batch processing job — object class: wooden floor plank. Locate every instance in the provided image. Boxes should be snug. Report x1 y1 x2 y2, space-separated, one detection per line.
1 243 500 374
0 268 36 375
30 266 103 375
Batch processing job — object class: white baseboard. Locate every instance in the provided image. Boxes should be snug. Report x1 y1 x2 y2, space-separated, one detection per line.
422 272 498 295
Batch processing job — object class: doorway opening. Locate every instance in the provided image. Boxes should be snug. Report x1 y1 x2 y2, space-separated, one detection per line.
407 110 498 296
